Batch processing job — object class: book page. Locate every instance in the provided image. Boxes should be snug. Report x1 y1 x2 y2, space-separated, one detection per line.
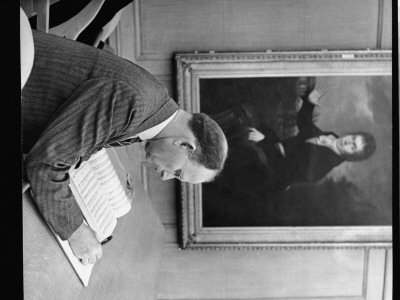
69 162 116 241
86 149 132 218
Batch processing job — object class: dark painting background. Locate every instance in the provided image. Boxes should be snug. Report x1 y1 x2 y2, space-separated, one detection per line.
200 76 392 227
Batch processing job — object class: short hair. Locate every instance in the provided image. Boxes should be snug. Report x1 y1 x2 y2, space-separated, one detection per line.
188 113 228 177
341 131 377 161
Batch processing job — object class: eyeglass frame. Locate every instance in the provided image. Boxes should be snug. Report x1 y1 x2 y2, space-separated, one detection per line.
176 146 196 181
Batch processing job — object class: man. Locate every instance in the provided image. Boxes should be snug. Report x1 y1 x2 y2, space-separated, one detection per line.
22 30 228 265
247 84 376 192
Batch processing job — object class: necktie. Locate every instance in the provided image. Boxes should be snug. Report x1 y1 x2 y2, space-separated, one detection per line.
104 137 142 148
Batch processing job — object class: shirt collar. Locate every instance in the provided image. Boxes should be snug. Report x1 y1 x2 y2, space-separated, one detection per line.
134 110 178 140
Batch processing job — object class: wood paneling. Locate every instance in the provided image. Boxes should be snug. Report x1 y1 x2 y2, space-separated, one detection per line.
157 248 366 299
365 249 387 299
381 0 392 49
163 224 179 244
115 0 390 77
138 0 381 58
383 249 393 300
147 170 177 225
111 2 136 63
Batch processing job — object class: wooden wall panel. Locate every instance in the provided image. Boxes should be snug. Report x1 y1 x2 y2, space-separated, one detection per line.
157 248 366 299
146 170 177 225
138 0 380 58
381 0 392 49
163 224 179 244
114 0 391 76
109 2 136 63
301 0 379 49
365 249 387 300
383 249 393 300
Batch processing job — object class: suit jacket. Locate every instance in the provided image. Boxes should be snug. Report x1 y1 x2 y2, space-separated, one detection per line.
22 30 179 239
258 92 344 191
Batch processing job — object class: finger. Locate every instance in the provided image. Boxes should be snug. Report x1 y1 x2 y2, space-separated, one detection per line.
319 89 328 98
314 83 323 91
81 258 89 266
318 86 328 96
88 256 96 265
96 249 103 260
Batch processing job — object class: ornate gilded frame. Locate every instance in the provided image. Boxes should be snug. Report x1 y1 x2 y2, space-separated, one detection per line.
175 50 392 250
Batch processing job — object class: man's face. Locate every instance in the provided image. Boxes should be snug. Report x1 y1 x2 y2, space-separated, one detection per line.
337 134 365 156
144 138 216 184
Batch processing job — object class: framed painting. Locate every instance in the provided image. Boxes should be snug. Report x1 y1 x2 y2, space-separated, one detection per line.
175 50 392 249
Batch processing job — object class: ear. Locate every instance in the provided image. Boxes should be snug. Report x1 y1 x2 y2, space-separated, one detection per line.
173 138 196 151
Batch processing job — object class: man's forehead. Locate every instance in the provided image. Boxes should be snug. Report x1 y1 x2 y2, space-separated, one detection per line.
354 135 364 143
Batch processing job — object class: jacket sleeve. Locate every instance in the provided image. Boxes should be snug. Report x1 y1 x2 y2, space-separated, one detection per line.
24 78 143 240
296 92 322 138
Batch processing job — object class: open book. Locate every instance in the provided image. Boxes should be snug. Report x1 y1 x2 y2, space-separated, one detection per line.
52 149 132 287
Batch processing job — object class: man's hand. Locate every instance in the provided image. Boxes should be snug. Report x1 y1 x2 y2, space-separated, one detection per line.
248 128 265 143
68 222 102 265
308 84 328 107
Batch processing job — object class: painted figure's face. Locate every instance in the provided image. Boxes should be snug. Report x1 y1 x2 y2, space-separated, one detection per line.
337 134 365 156
143 138 216 184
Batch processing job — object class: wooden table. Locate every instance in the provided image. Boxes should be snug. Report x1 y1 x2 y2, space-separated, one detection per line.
23 149 165 300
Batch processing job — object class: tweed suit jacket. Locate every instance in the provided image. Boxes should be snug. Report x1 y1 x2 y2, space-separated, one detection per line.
22 30 179 239
258 92 344 191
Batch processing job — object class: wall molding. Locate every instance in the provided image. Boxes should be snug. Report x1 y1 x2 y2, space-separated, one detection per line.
133 0 172 61
376 0 385 49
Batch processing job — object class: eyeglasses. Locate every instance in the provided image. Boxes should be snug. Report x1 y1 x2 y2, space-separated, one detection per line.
176 147 196 181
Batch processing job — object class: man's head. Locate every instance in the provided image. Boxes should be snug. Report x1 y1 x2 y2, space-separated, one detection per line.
336 131 376 161
144 110 228 184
